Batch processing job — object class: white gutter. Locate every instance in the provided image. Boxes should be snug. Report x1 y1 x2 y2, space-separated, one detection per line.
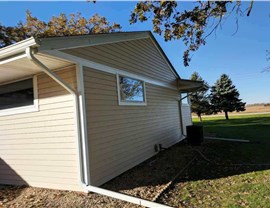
26 47 172 208
0 37 38 59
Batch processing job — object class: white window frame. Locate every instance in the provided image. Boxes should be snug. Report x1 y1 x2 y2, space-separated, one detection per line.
0 75 39 116
181 92 190 106
116 74 147 106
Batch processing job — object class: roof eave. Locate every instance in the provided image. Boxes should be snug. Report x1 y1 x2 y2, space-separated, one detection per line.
0 37 39 60
178 79 207 92
38 31 150 51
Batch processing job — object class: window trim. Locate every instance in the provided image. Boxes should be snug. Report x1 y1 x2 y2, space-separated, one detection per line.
180 92 190 106
0 76 39 116
116 74 147 106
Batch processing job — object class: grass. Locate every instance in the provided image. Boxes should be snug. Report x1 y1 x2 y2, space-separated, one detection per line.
158 113 270 208
194 113 270 141
194 114 270 164
1 114 269 208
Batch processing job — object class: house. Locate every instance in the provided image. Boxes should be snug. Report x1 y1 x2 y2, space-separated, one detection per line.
0 31 202 192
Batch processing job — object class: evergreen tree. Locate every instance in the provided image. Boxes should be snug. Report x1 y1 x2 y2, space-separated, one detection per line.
189 72 210 122
210 74 246 120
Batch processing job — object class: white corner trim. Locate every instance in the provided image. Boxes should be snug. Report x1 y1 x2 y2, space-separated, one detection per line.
0 75 39 117
42 50 178 91
116 73 147 106
76 64 91 185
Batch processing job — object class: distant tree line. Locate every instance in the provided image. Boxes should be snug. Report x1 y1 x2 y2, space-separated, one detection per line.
189 72 246 121
246 103 270 107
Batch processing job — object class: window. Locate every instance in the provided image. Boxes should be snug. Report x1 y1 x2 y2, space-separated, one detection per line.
181 93 189 105
0 77 38 116
117 74 146 106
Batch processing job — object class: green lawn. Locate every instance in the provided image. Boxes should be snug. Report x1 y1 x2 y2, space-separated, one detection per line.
194 114 270 164
159 114 270 208
193 113 270 142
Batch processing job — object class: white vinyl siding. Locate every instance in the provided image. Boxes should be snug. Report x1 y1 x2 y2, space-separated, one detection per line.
181 104 193 135
83 68 182 186
63 38 178 87
0 66 81 191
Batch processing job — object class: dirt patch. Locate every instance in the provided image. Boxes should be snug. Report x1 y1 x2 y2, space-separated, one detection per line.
0 185 136 208
0 141 196 208
102 141 196 201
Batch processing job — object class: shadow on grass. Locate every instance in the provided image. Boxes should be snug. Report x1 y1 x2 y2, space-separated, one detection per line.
177 140 270 183
103 140 270 194
102 115 270 200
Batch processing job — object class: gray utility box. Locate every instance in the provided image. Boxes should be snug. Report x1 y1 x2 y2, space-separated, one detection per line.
186 125 204 146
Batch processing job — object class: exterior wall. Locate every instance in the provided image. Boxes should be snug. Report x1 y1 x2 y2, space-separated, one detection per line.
83 67 182 186
0 66 82 191
181 104 193 135
63 38 178 87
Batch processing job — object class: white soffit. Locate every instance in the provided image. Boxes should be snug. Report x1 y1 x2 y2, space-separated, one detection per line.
0 53 73 83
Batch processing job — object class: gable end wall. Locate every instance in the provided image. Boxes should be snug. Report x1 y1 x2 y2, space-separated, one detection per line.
63 38 178 88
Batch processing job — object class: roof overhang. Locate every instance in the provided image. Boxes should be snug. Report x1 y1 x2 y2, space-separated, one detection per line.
0 37 39 60
0 39 73 84
178 79 207 92
38 31 150 51
0 31 181 84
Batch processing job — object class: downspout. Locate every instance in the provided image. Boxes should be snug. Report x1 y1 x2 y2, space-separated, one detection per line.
25 47 89 186
26 47 172 208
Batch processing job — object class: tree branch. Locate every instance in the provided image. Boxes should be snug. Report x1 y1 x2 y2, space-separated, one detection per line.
247 0 254 16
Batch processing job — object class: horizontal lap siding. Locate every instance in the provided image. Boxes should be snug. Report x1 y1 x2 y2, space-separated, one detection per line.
181 104 192 135
64 38 178 87
84 68 182 186
0 67 81 191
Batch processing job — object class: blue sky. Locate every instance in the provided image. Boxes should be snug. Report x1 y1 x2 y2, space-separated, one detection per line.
1 1 269 104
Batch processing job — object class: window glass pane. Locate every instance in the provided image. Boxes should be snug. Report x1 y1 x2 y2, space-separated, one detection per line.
181 93 189 104
0 79 34 110
119 76 144 102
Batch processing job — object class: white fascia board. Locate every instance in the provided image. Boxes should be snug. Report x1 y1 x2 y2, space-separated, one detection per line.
42 50 178 91
0 37 38 60
38 32 150 51
0 53 27 65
